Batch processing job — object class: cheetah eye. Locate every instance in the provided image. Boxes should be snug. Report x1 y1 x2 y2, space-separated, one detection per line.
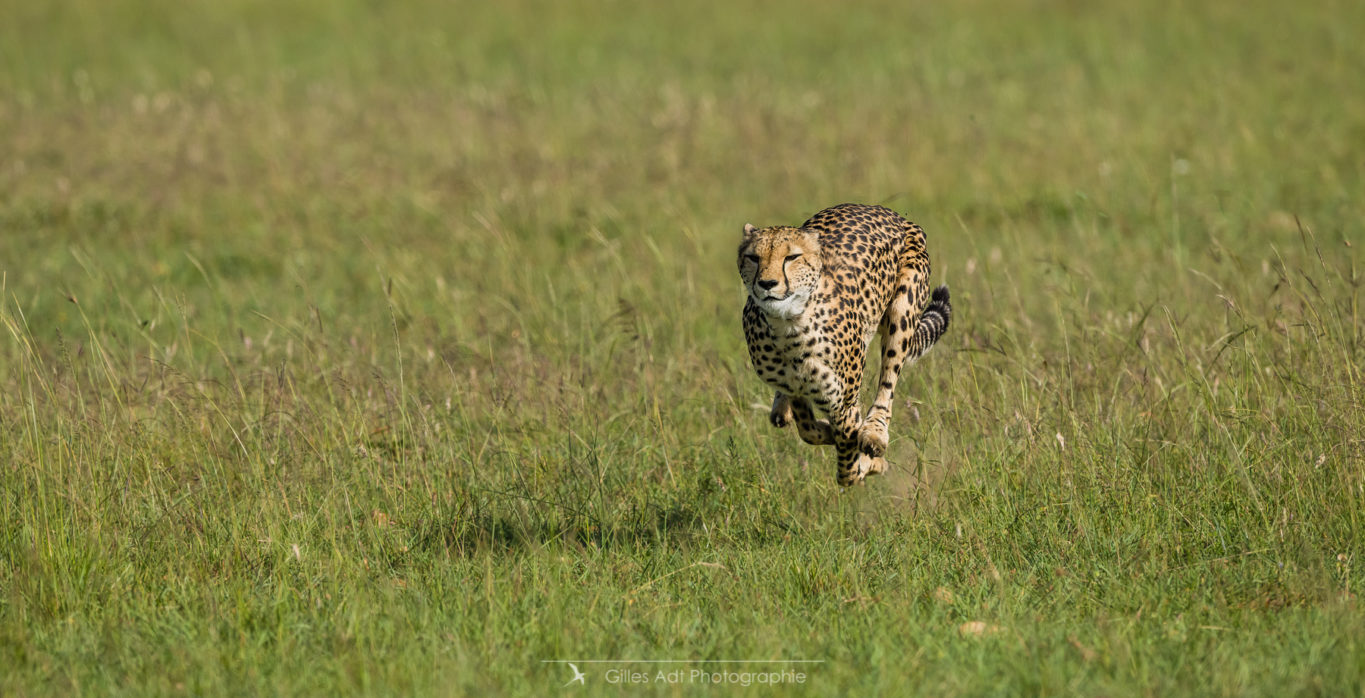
784 253 803 261
744 254 760 263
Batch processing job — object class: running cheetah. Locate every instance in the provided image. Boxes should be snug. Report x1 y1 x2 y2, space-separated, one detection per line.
738 203 951 486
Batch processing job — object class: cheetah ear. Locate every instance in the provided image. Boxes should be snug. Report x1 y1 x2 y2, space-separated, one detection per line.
742 223 758 238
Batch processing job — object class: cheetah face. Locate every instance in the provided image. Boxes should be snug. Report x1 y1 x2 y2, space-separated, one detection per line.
738 223 822 319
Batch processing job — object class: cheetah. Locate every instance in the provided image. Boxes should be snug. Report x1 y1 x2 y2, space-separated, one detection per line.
738 203 951 486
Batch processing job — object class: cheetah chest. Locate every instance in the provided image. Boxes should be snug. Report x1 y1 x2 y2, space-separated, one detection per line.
747 314 845 401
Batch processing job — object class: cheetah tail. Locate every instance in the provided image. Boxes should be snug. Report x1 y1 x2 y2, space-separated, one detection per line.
903 285 951 364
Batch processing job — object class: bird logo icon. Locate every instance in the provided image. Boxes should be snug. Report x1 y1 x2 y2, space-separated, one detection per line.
563 663 586 687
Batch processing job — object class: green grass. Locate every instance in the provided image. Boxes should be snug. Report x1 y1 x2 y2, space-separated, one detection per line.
2 0 1363 695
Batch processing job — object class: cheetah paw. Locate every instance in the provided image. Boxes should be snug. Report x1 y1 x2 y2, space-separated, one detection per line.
769 403 794 428
837 454 888 487
857 422 889 457
864 456 888 477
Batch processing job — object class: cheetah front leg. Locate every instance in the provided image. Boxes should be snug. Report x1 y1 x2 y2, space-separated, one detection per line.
789 397 834 446
769 393 795 428
833 401 864 486
770 392 835 446
831 401 885 485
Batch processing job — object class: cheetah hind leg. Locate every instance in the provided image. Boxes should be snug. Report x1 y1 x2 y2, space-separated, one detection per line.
859 284 951 458
856 287 919 458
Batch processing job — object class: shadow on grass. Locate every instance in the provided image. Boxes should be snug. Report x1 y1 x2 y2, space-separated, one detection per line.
405 495 697 557
407 489 809 557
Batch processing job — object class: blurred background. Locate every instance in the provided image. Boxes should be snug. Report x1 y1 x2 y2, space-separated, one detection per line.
2 0 1362 694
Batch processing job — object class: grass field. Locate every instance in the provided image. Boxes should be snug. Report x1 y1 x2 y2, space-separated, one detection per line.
2 0 1363 695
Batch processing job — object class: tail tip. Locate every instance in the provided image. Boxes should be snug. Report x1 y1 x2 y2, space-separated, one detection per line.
928 285 951 328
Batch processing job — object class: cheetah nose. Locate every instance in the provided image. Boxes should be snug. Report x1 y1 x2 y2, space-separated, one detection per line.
756 279 779 291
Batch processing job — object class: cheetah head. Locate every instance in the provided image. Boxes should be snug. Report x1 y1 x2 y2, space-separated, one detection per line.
738 223 822 319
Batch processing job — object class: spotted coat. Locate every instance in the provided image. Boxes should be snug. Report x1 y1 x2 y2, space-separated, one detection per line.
738 203 951 486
